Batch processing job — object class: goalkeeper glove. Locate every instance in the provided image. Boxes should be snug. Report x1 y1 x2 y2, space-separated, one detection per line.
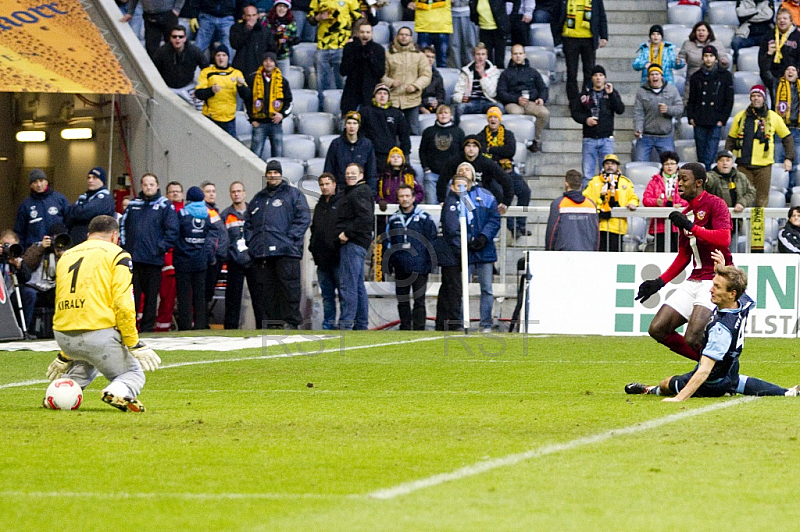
668 211 694 231
189 18 199 33
46 352 72 381
128 342 161 372
636 278 666 304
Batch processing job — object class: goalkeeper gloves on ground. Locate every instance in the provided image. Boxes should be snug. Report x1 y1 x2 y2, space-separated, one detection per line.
129 342 161 372
46 352 72 381
636 278 666 304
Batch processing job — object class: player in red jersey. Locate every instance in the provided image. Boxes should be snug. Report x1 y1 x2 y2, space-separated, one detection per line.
636 162 733 361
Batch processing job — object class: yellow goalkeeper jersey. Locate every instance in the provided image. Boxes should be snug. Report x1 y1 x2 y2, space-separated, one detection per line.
53 238 139 347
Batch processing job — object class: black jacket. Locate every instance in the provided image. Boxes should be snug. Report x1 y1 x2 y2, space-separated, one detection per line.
421 68 446 112
240 68 294 124
152 43 208 88
478 125 517 164
230 21 277 78
497 59 549 105
557 0 608 49
336 180 374 250
359 103 412 159
570 85 625 139
419 121 466 175
340 39 386 114
687 65 734 127
437 154 514 205
324 134 379 189
195 0 242 17
309 193 341 268
65 187 117 245
758 28 800 91
469 0 510 33
245 181 311 259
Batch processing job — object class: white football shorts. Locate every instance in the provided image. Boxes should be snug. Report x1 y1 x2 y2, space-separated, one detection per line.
664 279 715 320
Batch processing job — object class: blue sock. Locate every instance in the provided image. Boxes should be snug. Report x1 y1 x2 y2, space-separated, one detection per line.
738 375 787 396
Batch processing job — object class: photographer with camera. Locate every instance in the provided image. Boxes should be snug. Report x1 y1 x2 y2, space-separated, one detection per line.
0 229 35 335
22 223 73 338
582 153 639 252
65 167 117 245
13 169 69 250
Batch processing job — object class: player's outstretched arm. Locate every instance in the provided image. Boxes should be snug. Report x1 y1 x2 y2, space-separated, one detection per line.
663 356 715 402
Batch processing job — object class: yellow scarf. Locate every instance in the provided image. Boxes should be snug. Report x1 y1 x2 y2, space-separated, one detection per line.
251 66 284 120
649 43 664 67
775 25 795 64
484 125 505 148
776 77 800 123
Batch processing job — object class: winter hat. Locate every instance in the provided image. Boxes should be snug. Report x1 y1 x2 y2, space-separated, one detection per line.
88 166 107 185
647 63 663 76
345 110 361 124
486 106 503 121
454 162 476 183
649 25 663 37
266 159 283 174
750 84 767 98
463 134 482 148
702 45 718 58
591 64 606 77
261 51 278 63
274 0 291 6
29 168 47 184
214 44 230 57
387 146 405 165
186 186 204 202
373 83 390 95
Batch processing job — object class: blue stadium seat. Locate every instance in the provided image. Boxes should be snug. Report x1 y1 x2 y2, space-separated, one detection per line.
772 164 790 192
502 117 535 143
297 175 321 196
712 24 735 48
674 75 685 97
235 110 252 144
272 158 305 183
676 117 694 140
409 135 422 162
305 157 326 179
525 47 557 78
731 93 750 117
418 113 437 132
281 116 295 135
624 162 660 188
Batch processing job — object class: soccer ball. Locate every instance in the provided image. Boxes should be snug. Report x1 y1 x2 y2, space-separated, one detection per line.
43 378 83 410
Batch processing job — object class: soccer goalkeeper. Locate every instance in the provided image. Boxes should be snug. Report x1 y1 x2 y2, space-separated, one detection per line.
45 215 161 412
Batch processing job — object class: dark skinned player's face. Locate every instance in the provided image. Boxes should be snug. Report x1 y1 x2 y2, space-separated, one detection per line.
677 168 702 201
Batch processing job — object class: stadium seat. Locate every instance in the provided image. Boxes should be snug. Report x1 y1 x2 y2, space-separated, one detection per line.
733 71 761 94
525 47 557 78
708 2 739 26
662 25 691 49
297 112 336 138
674 139 697 163
318 133 339 157
409 161 424 182
625 162 660 187
297 176 321 196
235 111 252 145
282 135 317 161
377 0 403 23
409 135 422 162
372 22 391 45
291 42 317 70
306 66 317 91
292 89 320 114
439 68 460 104
668 4 702 25
737 47 759 72
272 158 305 183
285 66 305 91
418 113 437 132
712 25 735 48
721 116 734 139
772 164 790 192
458 114 486 136
529 23 555 48
731 93 750 117
673 75 685 97
676 117 694 140
791 192 800 207
322 89 342 117
282 117 295 135
502 118 535 143
305 157 326 178
513 141 527 173
768 189 787 208
391 21 415 39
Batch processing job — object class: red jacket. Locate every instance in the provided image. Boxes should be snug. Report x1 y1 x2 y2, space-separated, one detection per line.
642 174 688 235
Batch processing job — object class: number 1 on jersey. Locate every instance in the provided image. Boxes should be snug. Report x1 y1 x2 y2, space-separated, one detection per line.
67 257 83 294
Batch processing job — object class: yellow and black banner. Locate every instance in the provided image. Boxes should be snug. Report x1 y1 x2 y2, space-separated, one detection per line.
0 0 133 93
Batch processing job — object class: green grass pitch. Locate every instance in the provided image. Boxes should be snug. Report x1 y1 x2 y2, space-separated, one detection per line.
2 331 800 531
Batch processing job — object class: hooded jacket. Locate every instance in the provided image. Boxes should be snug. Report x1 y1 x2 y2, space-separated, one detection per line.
545 190 599 251
65 187 117 245
245 180 311 259
382 35 433 110
14 187 70 250
174 201 222 273
120 190 179 265
632 41 682 85
497 58 549 105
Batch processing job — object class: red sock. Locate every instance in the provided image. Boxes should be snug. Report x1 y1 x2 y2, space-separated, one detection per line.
661 332 700 361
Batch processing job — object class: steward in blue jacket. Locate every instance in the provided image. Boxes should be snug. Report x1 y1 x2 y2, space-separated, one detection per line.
120 190 179 266
14 169 70 250
65 167 117 245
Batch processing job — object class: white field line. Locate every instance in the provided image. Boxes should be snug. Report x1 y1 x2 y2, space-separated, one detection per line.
366 396 759 500
0 335 458 390
0 491 350 501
